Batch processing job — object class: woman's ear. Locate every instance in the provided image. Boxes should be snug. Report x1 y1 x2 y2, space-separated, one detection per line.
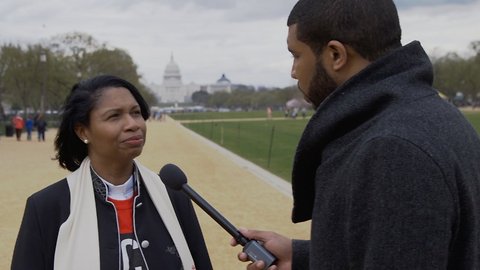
74 124 86 142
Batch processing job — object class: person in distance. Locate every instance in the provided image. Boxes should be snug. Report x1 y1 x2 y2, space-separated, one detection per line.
231 0 480 269
11 75 212 270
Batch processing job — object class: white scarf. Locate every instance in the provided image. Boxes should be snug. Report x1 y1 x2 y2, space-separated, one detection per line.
54 157 194 270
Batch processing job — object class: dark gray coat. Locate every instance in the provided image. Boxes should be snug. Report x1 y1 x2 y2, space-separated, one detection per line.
291 42 480 269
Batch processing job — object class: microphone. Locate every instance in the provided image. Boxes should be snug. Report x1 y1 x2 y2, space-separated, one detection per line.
159 163 277 269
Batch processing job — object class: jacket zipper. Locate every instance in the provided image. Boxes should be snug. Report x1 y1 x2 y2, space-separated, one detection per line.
102 181 123 270
132 167 150 269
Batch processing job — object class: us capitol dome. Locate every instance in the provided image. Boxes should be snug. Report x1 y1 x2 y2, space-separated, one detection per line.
151 53 233 104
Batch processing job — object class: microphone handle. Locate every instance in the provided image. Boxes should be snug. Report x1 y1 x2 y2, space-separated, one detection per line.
182 184 249 246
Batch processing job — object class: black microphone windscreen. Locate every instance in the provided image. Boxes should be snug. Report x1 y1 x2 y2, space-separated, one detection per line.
159 163 188 190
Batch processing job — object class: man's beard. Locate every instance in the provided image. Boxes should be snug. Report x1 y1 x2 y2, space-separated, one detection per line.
299 60 338 110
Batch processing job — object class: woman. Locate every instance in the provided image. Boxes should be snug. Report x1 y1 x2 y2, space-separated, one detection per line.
11 75 212 270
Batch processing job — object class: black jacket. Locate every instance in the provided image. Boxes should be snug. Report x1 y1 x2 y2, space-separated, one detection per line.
291 42 480 269
11 171 212 270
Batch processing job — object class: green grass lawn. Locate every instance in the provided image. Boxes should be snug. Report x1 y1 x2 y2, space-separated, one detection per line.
169 110 286 120
462 111 480 134
179 110 480 182
183 118 308 181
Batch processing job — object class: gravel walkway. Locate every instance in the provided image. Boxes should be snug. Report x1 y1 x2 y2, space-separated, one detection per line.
0 117 310 269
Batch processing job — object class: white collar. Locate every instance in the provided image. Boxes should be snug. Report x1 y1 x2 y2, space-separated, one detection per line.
101 175 134 200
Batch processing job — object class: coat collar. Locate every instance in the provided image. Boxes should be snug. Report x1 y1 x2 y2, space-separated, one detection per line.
291 41 435 222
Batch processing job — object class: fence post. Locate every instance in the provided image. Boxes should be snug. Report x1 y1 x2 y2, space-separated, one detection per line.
221 125 224 145
267 125 275 168
209 121 214 139
237 123 241 143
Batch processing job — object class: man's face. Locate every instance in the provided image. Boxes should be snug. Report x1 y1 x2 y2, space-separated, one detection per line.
287 24 338 109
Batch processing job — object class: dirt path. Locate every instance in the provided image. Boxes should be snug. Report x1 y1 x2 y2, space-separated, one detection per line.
0 117 310 269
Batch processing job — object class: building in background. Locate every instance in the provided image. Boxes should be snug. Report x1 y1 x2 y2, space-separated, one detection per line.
202 73 232 94
151 54 235 104
150 54 200 103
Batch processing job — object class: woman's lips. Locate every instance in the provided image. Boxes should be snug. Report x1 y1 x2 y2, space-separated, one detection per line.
123 135 144 146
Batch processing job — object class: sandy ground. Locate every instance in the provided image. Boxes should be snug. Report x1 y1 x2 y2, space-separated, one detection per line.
0 117 310 269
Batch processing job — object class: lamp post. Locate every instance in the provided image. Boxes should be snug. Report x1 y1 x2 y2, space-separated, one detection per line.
39 51 47 114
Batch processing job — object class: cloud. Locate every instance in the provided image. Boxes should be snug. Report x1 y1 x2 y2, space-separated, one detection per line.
395 0 477 9
399 0 480 57
166 0 237 9
0 0 478 88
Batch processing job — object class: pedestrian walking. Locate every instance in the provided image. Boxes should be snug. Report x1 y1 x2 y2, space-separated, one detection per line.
25 115 34 141
11 114 24 141
35 114 47 142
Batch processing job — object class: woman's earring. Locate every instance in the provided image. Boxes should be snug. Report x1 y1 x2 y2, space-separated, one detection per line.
83 139 89 144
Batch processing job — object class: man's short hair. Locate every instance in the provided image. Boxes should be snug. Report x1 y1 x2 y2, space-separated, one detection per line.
287 0 402 60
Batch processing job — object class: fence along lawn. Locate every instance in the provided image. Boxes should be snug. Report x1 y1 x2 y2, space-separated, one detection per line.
170 110 286 121
182 119 308 181
172 110 480 181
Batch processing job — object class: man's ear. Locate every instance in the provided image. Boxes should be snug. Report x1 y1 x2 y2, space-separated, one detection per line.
324 40 348 72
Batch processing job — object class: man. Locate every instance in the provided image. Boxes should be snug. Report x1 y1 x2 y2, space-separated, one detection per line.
232 0 480 269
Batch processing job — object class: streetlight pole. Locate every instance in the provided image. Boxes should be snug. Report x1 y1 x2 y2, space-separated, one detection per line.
39 51 47 114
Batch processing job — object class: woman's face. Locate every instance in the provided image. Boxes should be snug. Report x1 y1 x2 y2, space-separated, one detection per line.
76 87 147 165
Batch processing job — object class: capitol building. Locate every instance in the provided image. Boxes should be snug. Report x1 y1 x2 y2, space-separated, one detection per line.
150 54 233 104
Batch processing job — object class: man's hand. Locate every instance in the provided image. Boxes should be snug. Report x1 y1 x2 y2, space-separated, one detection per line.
230 229 293 270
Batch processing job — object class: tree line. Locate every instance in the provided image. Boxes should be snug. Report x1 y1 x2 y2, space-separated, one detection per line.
0 32 157 122
1 32 479 122
194 40 480 110
433 41 480 103
190 86 300 111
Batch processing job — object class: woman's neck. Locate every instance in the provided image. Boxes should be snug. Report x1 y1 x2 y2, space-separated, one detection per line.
90 159 134 185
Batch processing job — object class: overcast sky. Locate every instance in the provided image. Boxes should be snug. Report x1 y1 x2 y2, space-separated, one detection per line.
0 0 479 88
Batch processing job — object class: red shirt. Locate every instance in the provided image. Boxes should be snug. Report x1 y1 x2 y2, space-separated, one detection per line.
108 196 134 234
12 116 24 129
108 195 147 269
